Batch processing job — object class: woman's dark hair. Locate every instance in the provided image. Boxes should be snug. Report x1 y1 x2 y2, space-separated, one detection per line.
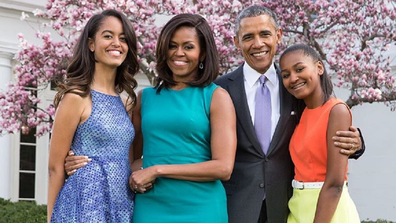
155 13 219 93
280 43 334 103
54 9 139 114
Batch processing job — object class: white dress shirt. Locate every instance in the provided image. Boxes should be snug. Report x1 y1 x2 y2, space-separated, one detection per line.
243 63 280 140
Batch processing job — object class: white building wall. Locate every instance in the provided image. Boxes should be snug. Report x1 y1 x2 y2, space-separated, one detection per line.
343 95 396 221
0 0 395 221
0 0 50 203
338 43 396 221
0 50 14 200
331 79 396 221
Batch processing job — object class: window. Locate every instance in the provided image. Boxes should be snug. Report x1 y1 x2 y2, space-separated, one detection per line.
18 128 36 201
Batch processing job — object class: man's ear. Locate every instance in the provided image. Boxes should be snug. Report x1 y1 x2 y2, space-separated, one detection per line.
276 28 283 45
233 36 240 51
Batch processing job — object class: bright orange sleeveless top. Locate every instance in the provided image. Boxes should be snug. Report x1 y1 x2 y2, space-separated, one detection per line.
289 98 351 182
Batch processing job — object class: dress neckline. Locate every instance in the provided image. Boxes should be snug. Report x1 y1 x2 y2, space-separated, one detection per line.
168 86 193 92
91 89 120 97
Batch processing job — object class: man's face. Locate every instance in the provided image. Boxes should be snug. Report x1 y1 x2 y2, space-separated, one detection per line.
234 14 282 74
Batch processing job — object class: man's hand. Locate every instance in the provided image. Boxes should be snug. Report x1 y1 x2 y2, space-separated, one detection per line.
333 126 362 156
64 150 91 175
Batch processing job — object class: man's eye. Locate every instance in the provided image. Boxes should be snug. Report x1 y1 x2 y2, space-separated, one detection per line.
243 36 252 41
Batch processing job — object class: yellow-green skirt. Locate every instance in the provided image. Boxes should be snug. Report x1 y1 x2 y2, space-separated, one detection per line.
287 187 360 223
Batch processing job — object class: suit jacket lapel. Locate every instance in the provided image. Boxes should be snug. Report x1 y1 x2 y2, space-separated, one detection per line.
226 66 264 156
266 64 293 155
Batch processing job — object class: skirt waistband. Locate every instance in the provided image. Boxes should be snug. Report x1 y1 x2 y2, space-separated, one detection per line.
292 179 348 189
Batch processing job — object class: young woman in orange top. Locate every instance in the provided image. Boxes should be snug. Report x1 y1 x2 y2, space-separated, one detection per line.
280 44 360 223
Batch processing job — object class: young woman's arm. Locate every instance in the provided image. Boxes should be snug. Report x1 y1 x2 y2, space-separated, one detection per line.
314 103 351 223
47 93 89 222
129 87 236 187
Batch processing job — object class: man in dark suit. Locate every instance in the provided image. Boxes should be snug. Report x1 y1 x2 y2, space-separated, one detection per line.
214 5 364 223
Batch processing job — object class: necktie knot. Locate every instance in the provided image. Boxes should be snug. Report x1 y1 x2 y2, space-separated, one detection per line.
259 76 267 85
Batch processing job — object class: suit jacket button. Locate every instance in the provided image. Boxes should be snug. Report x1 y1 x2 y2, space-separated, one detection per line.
259 183 264 188
265 158 269 162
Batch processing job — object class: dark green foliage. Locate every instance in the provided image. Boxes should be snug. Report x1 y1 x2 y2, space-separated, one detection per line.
0 198 46 223
0 197 394 223
361 220 394 223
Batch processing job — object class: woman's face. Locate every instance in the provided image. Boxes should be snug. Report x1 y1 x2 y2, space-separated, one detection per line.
166 26 203 83
89 16 128 70
280 50 324 101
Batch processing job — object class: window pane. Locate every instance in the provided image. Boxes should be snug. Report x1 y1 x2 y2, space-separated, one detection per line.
19 173 35 199
20 127 36 143
51 78 59 91
20 145 36 171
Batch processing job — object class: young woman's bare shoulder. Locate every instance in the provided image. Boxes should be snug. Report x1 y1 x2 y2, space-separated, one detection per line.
329 103 351 127
330 103 350 117
57 92 91 117
60 92 88 105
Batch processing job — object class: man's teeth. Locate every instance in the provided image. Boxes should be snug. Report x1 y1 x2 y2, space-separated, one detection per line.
252 52 267 57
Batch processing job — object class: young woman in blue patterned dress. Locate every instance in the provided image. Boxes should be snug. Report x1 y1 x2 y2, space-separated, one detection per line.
129 14 237 222
48 10 139 222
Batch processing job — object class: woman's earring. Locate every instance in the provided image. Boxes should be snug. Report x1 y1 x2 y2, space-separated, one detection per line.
199 62 204 70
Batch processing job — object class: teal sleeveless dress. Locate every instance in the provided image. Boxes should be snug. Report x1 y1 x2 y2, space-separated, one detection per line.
133 83 227 223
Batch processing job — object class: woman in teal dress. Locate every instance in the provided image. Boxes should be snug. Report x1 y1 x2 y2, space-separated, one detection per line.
129 14 237 223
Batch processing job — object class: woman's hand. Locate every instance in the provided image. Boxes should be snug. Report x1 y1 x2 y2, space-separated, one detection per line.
64 150 91 175
129 167 155 193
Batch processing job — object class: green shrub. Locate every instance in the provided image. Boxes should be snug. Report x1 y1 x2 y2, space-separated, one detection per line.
0 197 394 223
361 220 395 223
0 198 46 223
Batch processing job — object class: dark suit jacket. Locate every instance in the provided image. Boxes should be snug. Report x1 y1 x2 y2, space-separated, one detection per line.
215 64 300 223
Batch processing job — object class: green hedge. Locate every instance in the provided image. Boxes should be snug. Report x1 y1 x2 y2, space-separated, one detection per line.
362 220 395 223
0 197 394 223
0 198 46 223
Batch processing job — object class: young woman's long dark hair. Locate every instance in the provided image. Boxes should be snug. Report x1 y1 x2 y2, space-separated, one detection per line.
54 9 139 114
155 14 219 93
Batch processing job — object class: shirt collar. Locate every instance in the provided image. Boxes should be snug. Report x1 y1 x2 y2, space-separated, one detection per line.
243 62 277 88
